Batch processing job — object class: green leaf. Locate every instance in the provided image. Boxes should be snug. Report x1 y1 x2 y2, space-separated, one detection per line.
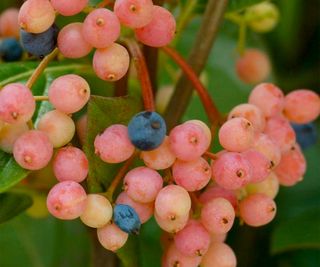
84 95 141 193
0 193 33 224
227 0 265 12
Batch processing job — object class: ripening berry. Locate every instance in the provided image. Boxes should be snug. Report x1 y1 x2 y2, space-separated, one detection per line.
82 8 120 48
219 117 255 152
169 122 210 161
58 23 92 58
228 103 266 132
242 149 272 183
155 185 191 222
18 0 55 34
246 2 279 33
116 192 154 223
199 185 238 211
46 181 87 220
13 130 53 170
140 136 176 170
114 0 154 28
0 8 20 38
188 119 212 144
174 220 211 257
128 111 167 151
53 146 88 183
248 83 284 117
0 83 35 124
48 74 90 114
246 172 279 199
94 124 135 163
155 211 189 234
0 122 28 153
80 194 113 228
284 90 320 124
201 198 235 234
264 116 296 152
113 204 141 234
135 5 176 47
236 49 271 84
76 114 87 145
211 152 252 190
51 0 89 16
37 110 75 148
239 193 276 226
97 222 128 251
201 242 237 267
93 43 130 81
163 243 202 267
123 166 163 203
275 144 306 186
253 133 281 168
172 157 211 192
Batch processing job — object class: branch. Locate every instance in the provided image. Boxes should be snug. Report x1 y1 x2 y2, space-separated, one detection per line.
164 0 228 129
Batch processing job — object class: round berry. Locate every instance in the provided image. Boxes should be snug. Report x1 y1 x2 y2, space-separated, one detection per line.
51 0 89 16
113 204 141 234
0 38 23 61
97 222 128 251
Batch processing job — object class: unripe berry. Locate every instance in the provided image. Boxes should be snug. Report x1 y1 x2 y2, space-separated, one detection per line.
97 222 128 251
0 122 29 153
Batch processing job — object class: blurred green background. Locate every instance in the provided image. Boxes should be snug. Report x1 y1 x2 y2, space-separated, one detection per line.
0 0 319 267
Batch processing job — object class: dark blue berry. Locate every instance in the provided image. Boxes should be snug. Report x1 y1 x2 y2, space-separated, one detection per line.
113 204 141 235
20 24 59 58
0 38 23 62
291 123 317 150
128 111 166 151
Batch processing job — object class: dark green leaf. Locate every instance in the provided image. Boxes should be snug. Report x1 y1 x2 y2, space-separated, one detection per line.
0 193 32 224
84 95 141 193
117 236 140 267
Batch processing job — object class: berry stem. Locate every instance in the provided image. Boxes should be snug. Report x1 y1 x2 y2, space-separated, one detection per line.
26 48 59 90
123 39 155 111
162 46 223 125
104 151 138 202
204 151 218 160
34 95 49 101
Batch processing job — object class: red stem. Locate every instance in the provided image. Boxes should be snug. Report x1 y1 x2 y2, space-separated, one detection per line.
124 39 155 111
161 46 223 125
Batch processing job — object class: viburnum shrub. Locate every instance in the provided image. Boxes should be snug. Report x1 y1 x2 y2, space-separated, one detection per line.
0 1 319 267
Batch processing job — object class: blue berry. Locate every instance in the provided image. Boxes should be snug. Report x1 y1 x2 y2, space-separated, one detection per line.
128 111 166 151
0 38 23 62
113 204 141 235
291 123 317 150
20 24 59 58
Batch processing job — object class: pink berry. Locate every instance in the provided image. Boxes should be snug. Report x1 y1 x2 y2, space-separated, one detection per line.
163 243 202 267
275 144 306 186
236 49 271 84
140 136 176 170
246 172 279 199
124 166 163 203
116 192 154 223
135 5 176 47
172 157 211 192
239 193 276 226
248 83 284 117
48 74 90 114
80 194 113 228
51 0 89 16
169 122 210 161
0 83 35 124
94 124 135 163
18 0 55 33
114 0 154 28
188 120 212 143
201 242 237 267
93 43 130 81
97 222 128 251
174 220 211 257
155 211 189 233
201 198 235 234
211 152 252 190
284 89 320 124
228 103 266 132
53 146 88 183
82 8 120 48
13 130 53 170
58 23 92 58
0 122 29 153
0 8 20 38
219 117 255 152
47 181 87 220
